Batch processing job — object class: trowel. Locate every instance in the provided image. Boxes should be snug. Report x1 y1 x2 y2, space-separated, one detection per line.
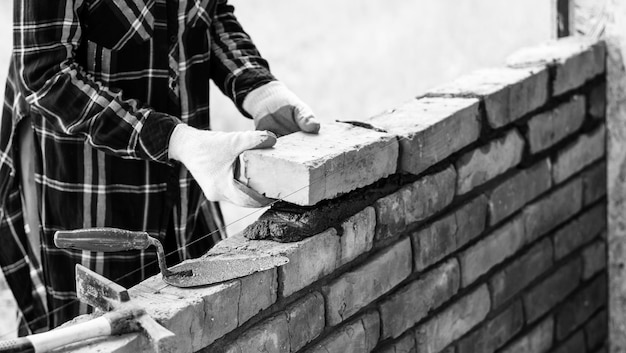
54 228 288 288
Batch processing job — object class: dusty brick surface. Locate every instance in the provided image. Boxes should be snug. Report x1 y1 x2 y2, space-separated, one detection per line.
488 159 552 225
459 215 526 287
379 259 460 339
490 238 554 308
552 331 585 353
376 166 456 240
323 238 412 326
583 161 607 205
208 230 339 298
589 81 606 120
428 66 549 128
221 313 290 353
238 270 279 324
374 335 416 353
553 203 606 260
285 292 325 352
523 258 582 323
304 311 380 353
239 122 398 206
456 129 525 195
553 126 606 184
582 240 607 279
367 97 480 175
133 269 276 351
500 317 554 353
404 166 457 226
524 178 583 242
585 310 608 350
413 196 487 271
458 300 524 353
556 273 607 339
339 206 375 266
507 37 606 96
415 285 490 353
526 95 586 153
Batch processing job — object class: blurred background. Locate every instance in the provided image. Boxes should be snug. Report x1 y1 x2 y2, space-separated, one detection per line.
0 0 553 337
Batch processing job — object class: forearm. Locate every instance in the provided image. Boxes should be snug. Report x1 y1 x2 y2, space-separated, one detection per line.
208 0 276 114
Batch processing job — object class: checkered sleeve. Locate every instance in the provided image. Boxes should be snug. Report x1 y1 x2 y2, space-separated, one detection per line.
208 0 276 117
13 0 180 162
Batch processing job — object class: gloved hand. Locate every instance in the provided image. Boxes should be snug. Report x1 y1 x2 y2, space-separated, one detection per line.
168 124 277 208
243 81 321 136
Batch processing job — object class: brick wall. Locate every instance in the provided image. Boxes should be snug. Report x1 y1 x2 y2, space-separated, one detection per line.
70 36 607 353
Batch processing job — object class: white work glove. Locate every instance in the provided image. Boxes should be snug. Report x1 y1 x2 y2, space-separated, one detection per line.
243 81 321 136
168 124 277 208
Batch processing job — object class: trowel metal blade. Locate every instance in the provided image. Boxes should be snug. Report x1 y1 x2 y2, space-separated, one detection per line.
162 255 289 288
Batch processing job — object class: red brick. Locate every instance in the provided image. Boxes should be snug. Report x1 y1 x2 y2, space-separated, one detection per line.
379 259 460 339
500 317 554 353
458 300 524 353
412 196 487 271
588 81 606 120
304 311 380 353
556 273 607 339
490 238 554 308
323 238 412 326
523 258 582 323
582 161 607 205
524 178 583 242
374 335 416 353
239 122 398 206
366 97 481 175
507 37 606 96
459 215 526 287
375 166 456 240
552 330 585 353
285 292 325 352
415 285 491 353
428 66 549 128
585 310 608 350
339 207 375 266
526 95 586 153
222 314 290 353
489 159 552 225
456 129 525 195
582 240 607 279
553 203 606 260
553 126 606 184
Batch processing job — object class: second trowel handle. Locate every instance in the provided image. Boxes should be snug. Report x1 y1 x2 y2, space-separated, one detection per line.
54 228 152 252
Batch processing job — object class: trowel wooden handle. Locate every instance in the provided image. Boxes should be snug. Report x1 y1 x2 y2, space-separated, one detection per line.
54 228 152 252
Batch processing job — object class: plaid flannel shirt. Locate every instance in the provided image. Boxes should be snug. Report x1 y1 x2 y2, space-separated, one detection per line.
0 0 274 332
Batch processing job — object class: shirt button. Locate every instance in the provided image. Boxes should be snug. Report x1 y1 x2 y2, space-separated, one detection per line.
170 35 177 44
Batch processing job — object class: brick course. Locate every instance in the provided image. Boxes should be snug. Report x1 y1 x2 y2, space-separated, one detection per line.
456 129 525 195
428 66 549 128
412 196 487 271
553 126 606 184
526 95 586 153
556 274 607 340
415 285 491 353
379 259 460 339
500 317 554 353
523 258 582 323
490 238 554 308
459 215 526 287
323 238 412 326
367 97 481 175
457 300 524 353
488 159 552 225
